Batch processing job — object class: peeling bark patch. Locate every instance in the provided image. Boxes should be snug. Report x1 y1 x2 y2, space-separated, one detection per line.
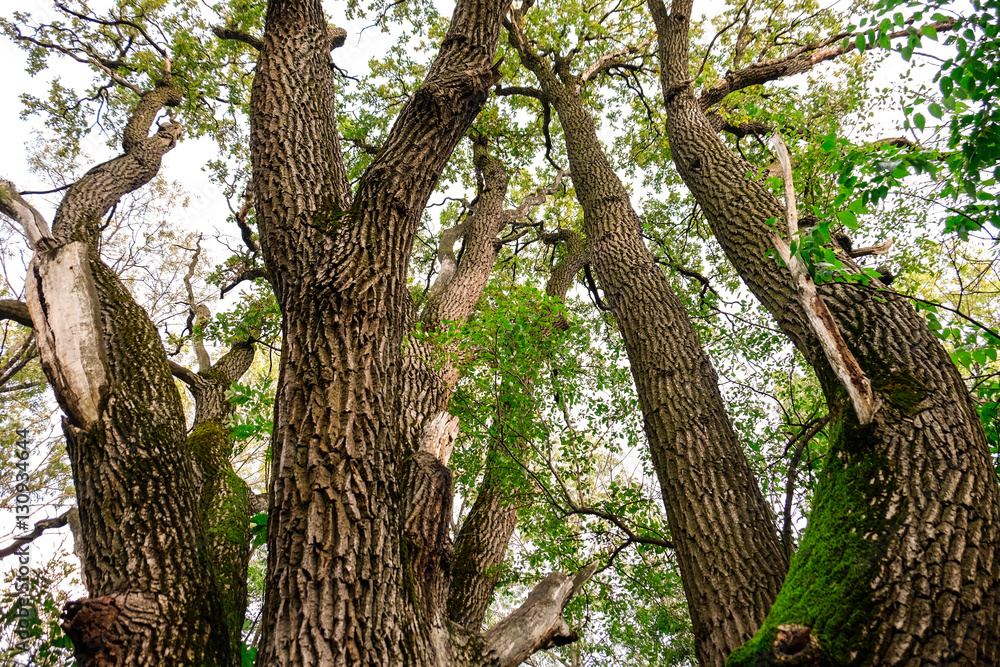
810 295 868 397
25 242 109 427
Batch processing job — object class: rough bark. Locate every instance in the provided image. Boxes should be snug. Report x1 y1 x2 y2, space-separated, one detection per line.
1 72 234 666
652 0 1000 662
505 16 789 665
248 0 528 662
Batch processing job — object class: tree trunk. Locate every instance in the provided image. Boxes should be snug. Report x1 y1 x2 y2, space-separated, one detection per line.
1 74 235 666
247 0 549 662
504 18 790 665
652 0 1000 662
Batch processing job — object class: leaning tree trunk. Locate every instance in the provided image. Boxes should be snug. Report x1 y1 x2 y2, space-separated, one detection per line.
1 74 234 666
504 18 789 665
652 0 1000 663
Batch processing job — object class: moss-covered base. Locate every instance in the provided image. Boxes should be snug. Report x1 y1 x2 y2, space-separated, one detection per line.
728 418 901 666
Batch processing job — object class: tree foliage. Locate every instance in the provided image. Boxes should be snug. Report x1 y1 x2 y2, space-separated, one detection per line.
0 0 998 664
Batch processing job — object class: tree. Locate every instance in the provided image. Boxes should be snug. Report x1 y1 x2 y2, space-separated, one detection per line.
500 7 787 663
1 0 999 665
651 0 1000 661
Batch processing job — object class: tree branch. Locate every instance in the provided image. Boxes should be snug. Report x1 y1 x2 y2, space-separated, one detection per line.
182 237 212 372
579 37 653 88
698 20 957 110
501 168 570 226
0 179 56 251
494 84 547 101
0 299 33 328
482 562 600 667
0 510 71 560
781 415 829 555
169 359 204 390
211 25 263 51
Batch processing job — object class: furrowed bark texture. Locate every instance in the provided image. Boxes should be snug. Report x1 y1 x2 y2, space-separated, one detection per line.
653 0 1000 662
505 18 789 665
249 0 505 662
174 340 257 654
2 75 234 666
448 229 590 631
506 17 791 664
400 136 515 454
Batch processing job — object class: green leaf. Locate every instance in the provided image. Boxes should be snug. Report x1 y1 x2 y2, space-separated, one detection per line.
837 209 859 230
914 112 926 131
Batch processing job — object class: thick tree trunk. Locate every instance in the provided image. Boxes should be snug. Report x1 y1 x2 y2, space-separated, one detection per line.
504 20 789 665
249 0 511 662
652 0 1000 662
1 74 235 666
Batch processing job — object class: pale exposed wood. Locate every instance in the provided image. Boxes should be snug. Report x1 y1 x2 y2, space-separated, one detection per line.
483 563 599 667
419 411 461 465
25 242 109 427
770 132 877 425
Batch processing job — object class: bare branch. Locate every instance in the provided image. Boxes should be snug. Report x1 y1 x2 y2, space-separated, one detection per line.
0 510 71 560
182 237 212 371
501 169 570 226
0 179 56 251
579 37 653 88
770 133 877 424
169 359 204 390
494 84 547 101
220 267 270 297
781 415 829 555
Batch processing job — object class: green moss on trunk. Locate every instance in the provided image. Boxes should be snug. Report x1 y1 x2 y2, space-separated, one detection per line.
728 419 902 666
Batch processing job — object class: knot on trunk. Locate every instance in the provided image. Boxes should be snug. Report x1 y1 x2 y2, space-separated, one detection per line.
773 624 822 664
327 26 347 50
62 595 122 664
